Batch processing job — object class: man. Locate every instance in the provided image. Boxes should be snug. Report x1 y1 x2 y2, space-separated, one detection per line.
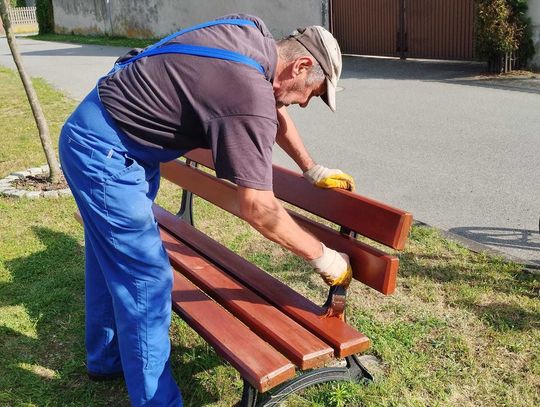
59 14 354 406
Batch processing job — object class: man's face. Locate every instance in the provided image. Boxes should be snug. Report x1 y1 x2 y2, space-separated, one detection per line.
274 69 327 109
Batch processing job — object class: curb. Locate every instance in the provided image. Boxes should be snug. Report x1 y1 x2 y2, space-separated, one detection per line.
0 165 72 199
414 220 540 273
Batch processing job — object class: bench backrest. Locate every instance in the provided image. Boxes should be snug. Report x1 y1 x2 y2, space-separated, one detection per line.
160 149 413 295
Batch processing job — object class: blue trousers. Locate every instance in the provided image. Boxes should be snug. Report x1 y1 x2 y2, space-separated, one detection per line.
59 87 183 406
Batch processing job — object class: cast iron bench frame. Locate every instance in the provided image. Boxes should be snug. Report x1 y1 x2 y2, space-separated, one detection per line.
155 148 413 406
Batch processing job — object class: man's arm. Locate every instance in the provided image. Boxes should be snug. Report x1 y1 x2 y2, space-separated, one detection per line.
237 186 352 288
237 186 322 259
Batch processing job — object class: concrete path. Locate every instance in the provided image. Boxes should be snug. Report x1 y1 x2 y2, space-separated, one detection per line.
0 37 130 100
2 38 539 265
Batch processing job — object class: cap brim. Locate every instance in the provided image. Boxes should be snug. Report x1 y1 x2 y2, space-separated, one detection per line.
320 77 337 112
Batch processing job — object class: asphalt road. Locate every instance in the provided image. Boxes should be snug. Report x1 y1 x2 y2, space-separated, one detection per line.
2 38 539 265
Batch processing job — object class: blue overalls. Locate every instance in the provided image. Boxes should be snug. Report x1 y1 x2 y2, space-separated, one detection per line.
58 19 265 407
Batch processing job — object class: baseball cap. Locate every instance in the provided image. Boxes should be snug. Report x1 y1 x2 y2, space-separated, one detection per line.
289 26 342 111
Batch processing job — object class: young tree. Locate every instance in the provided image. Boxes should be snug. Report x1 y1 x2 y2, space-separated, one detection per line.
0 0 62 183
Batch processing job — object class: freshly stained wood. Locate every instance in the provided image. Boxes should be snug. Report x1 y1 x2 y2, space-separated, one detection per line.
155 205 371 357
160 228 334 369
171 271 295 393
159 161 399 294
182 148 413 250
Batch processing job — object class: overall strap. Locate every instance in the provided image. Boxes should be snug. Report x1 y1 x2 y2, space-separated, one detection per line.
113 18 265 78
118 44 265 75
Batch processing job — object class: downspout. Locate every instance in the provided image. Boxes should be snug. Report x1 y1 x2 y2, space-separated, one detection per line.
322 0 330 31
105 0 113 36
399 0 406 59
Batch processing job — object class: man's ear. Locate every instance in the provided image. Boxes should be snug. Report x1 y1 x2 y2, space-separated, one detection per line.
292 56 315 77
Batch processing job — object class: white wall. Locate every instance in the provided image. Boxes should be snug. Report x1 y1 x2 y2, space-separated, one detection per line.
53 0 109 36
53 0 328 39
529 0 540 69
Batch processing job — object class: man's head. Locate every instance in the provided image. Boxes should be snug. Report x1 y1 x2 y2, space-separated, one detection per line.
274 26 342 111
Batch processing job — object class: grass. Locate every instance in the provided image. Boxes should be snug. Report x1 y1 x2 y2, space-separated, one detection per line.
1 65 539 406
29 33 157 49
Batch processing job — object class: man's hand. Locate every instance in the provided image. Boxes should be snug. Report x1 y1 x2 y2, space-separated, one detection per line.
303 164 355 191
309 243 352 288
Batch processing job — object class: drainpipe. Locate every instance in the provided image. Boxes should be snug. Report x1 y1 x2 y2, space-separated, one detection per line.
323 0 330 31
399 0 406 59
105 0 113 36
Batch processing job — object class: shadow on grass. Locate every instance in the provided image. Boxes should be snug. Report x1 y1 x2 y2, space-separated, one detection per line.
0 226 227 406
399 242 540 332
460 300 540 331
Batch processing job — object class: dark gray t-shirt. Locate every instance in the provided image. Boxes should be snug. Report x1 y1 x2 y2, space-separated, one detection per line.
98 14 278 190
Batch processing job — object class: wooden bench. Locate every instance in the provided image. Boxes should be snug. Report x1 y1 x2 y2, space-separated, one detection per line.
76 148 413 406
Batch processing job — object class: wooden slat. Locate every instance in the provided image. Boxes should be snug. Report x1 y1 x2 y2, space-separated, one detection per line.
160 228 334 369
159 160 399 294
74 210 295 392
182 148 413 250
171 271 295 393
154 205 371 357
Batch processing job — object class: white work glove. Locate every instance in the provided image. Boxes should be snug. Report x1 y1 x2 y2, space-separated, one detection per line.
303 164 355 191
309 243 352 288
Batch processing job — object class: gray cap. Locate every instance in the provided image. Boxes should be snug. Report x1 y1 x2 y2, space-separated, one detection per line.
290 26 342 111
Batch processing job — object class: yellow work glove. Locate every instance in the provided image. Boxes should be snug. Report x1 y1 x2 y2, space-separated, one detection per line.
309 243 352 288
303 164 355 191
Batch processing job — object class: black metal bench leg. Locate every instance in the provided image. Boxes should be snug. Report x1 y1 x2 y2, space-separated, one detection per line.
247 355 373 407
176 159 197 226
239 380 258 407
346 354 374 382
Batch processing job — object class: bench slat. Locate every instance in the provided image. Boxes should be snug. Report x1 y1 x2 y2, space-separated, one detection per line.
155 205 371 358
171 271 296 393
160 228 334 370
74 210 295 392
183 148 413 250
160 160 399 294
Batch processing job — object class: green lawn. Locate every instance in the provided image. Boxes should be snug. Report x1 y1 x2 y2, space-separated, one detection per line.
1 66 539 406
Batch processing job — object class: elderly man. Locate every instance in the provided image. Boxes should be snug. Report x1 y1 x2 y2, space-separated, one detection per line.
59 14 354 407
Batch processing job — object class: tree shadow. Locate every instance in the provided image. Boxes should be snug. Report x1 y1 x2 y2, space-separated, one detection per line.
400 250 539 294
1 226 227 406
398 244 540 333
456 300 540 332
1 37 129 58
448 226 539 266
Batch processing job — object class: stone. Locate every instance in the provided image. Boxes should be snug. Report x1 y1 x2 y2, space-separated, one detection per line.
40 165 50 174
11 171 29 179
4 189 26 198
25 191 42 199
43 190 59 199
58 188 72 197
356 355 385 382
4 175 19 182
1 188 17 196
28 167 44 176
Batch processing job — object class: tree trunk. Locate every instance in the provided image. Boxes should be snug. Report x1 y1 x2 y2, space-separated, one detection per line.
0 0 62 183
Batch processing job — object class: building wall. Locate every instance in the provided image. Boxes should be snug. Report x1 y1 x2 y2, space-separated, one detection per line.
52 0 328 39
53 0 109 36
529 0 540 69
